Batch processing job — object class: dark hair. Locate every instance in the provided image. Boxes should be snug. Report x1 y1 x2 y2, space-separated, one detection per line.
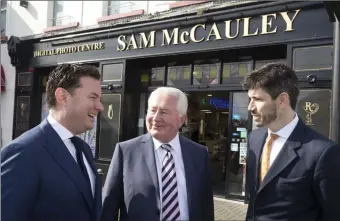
241 62 299 109
46 64 100 108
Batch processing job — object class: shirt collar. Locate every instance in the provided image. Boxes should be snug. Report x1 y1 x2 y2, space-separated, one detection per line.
47 115 74 141
152 133 180 152
268 113 299 139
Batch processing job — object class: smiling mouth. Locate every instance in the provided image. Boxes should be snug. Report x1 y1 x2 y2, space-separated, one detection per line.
88 113 96 118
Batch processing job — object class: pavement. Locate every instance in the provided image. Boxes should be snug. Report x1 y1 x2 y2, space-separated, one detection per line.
214 197 248 221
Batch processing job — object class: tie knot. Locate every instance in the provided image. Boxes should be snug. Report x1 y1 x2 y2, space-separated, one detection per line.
270 133 279 141
161 144 172 152
70 136 82 149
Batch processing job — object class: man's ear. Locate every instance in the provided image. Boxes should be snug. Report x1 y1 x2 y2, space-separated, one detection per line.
179 114 187 127
278 92 290 108
55 88 68 106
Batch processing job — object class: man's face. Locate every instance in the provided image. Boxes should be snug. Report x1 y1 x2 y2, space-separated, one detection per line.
64 76 104 134
146 95 186 143
248 88 278 128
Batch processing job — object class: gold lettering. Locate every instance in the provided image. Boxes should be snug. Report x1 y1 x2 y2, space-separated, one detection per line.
98 42 105 49
225 19 240 39
139 31 156 48
33 51 40 57
94 43 100 50
162 28 179 46
261 13 277 35
243 17 259 37
281 9 300 32
77 45 82 52
127 35 138 50
206 23 222 41
71 46 77 53
190 24 205 43
117 35 127 51
180 31 189 44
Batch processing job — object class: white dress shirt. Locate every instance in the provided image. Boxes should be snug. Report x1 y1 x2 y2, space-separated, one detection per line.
267 113 299 166
47 115 95 197
153 134 189 221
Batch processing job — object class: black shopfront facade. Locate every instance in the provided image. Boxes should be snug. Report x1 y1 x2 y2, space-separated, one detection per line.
8 1 339 202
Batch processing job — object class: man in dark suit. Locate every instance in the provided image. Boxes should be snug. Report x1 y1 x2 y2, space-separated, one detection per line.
1 64 104 221
242 63 340 221
101 87 214 221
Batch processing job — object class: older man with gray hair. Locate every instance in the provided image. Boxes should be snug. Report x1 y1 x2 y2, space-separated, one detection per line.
101 87 214 221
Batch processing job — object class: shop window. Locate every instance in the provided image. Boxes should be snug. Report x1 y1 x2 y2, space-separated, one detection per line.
222 61 252 83
254 59 286 70
140 70 149 86
108 1 136 15
102 63 123 82
150 67 165 86
228 92 249 197
193 62 220 85
1 0 6 37
167 65 191 86
293 45 332 72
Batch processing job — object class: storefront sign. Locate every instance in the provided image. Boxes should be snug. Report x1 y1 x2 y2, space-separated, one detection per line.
33 42 105 57
117 9 301 51
303 102 319 125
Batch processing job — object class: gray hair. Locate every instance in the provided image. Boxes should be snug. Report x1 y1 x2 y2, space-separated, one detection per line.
148 87 188 117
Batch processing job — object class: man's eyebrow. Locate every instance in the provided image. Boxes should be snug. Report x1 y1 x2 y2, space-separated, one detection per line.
89 92 100 97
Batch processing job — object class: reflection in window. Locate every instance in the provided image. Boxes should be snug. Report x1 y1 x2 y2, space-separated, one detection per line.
193 63 220 85
102 63 123 81
52 1 69 26
228 92 249 197
222 62 252 83
254 59 286 70
150 67 165 86
167 65 191 86
293 45 332 71
1 0 6 37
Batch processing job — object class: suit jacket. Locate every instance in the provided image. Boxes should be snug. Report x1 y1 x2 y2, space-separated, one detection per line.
101 133 214 221
1 119 102 221
246 119 340 221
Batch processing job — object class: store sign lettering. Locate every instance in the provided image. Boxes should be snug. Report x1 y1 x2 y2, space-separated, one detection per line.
33 42 105 57
117 9 300 52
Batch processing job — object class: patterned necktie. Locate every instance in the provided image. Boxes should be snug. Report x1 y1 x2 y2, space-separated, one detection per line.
70 136 91 190
260 133 279 182
161 144 180 221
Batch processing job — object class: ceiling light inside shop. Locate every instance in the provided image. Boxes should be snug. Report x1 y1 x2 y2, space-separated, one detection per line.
207 94 212 96
200 109 211 112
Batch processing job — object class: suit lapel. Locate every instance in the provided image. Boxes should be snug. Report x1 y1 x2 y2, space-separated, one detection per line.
258 120 303 193
39 120 94 213
179 136 194 218
141 134 160 203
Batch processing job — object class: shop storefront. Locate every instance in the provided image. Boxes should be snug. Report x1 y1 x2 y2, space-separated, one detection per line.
7 1 338 202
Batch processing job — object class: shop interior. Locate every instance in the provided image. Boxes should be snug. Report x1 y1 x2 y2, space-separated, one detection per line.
180 91 230 196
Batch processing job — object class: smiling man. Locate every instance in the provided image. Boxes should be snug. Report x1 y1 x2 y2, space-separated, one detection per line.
242 63 340 221
101 87 214 221
1 64 104 221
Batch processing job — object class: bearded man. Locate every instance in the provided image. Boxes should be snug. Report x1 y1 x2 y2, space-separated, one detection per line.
243 63 340 221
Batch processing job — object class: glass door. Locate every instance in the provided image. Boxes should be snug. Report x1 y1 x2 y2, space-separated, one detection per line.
226 92 250 200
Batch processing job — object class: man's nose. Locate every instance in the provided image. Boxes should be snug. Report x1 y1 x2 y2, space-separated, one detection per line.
97 102 104 111
248 101 254 112
153 110 162 121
